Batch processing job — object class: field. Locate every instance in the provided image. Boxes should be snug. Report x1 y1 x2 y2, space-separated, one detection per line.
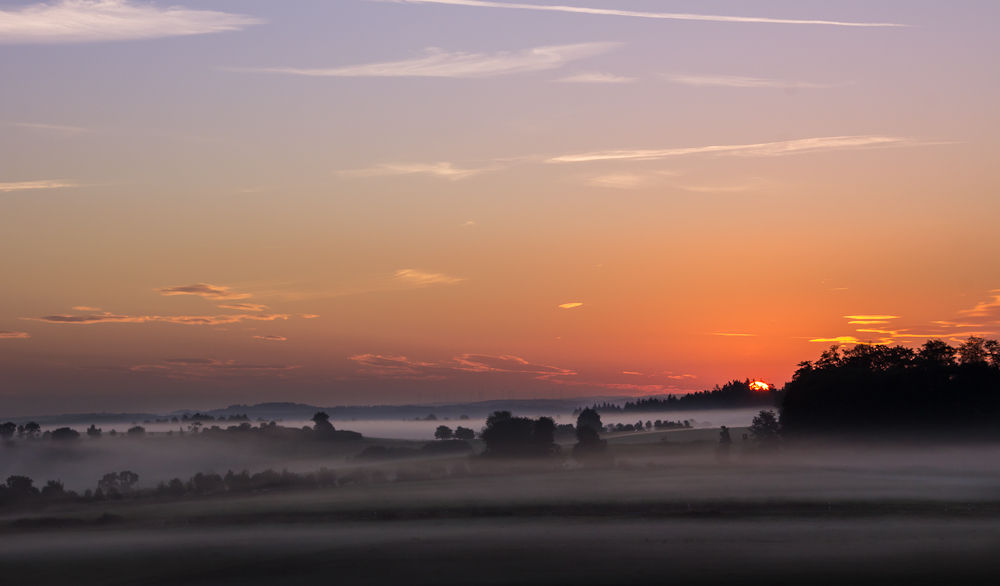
3 428 1000 584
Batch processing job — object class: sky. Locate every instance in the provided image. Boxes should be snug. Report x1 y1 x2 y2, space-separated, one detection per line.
1 0 999 416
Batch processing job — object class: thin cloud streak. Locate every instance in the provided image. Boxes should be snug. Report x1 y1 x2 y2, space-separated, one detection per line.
387 0 908 27
234 43 616 78
555 72 635 83
548 136 914 163
664 74 833 88
340 162 488 180
5 122 93 133
0 0 263 44
0 180 77 192
394 269 464 286
0 331 31 339
24 313 290 326
156 283 251 300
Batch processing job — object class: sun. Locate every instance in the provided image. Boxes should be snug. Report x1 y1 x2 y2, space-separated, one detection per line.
749 380 771 392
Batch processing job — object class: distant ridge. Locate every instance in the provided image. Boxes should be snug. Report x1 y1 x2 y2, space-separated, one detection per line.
0 396 636 426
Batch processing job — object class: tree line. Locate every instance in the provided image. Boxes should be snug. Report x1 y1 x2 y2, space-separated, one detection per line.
574 379 779 415
780 337 1000 437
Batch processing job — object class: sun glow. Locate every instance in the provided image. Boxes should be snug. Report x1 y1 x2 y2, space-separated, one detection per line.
749 380 771 392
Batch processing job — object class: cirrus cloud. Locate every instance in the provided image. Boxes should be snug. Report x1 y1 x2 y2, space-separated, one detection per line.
25 312 289 325
0 331 31 339
548 136 916 163
0 0 263 45
231 43 617 78
156 283 251 300
0 179 77 192
385 0 907 28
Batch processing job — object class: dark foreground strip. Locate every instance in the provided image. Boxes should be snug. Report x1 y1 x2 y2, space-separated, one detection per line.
6 500 1000 533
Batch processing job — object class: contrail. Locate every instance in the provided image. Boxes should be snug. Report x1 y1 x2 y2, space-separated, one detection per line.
385 0 908 27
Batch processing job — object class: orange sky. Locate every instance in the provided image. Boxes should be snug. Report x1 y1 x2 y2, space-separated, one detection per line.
1 1 999 415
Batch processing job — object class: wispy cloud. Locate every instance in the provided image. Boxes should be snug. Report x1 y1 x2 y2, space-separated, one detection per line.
129 358 300 380
585 173 647 189
454 354 575 378
0 180 77 192
253 335 286 341
234 43 616 78
959 290 1000 317
558 302 583 309
348 354 447 380
394 269 464 286
844 314 901 320
664 74 832 89
5 122 93 133
156 283 251 300
218 303 268 312
348 353 576 381
72 306 100 311
386 0 907 27
25 312 289 326
555 71 635 83
0 0 263 44
549 136 914 163
0 331 30 339
340 162 488 180
810 336 863 344
710 332 756 337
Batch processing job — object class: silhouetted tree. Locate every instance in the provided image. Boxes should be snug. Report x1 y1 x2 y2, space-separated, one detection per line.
0 422 15 440
51 427 80 441
312 412 334 430
719 426 733 446
6 475 38 496
434 425 453 440
572 425 608 461
41 480 65 497
453 426 475 440
749 410 781 450
22 422 40 439
781 338 1000 437
576 408 603 433
86 424 102 438
480 411 559 458
118 471 139 491
126 425 145 437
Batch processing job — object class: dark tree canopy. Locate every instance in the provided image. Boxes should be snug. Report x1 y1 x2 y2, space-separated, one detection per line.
749 410 781 450
572 425 608 460
51 427 80 441
780 337 1000 437
480 411 559 458
434 425 453 440
576 408 603 433
453 426 475 441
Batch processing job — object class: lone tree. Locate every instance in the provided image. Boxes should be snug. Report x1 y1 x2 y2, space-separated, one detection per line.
51 427 80 442
572 425 608 461
434 425 453 440
576 407 603 433
312 412 335 435
0 422 16 440
453 426 475 441
749 410 781 451
86 424 102 438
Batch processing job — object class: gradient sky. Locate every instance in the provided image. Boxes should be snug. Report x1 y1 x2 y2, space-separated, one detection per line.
1 0 999 416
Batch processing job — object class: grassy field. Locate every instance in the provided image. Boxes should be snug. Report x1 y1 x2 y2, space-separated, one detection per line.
3 433 1000 584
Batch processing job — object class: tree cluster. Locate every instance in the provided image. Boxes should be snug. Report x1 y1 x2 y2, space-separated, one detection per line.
479 411 559 458
780 337 1000 437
